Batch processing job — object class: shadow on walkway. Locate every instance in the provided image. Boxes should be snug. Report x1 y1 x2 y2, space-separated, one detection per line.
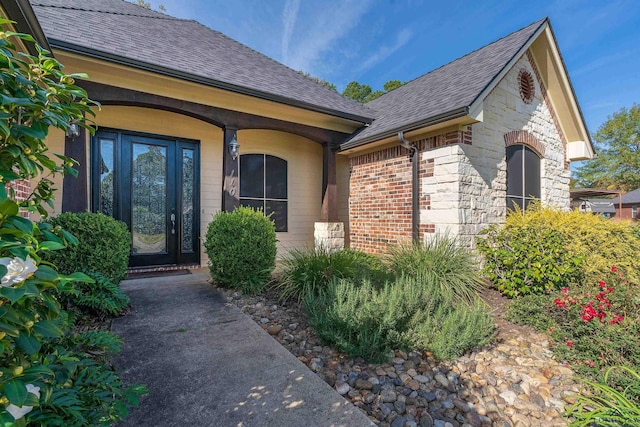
112 269 374 427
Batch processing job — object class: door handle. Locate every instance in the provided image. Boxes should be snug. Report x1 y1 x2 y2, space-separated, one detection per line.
170 213 176 234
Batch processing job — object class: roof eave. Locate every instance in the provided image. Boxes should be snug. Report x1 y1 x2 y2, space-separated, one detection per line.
1 0 51 54
49 39 374 125
339 106 469 151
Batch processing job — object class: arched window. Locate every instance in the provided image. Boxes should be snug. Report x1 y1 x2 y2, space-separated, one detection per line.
506 144 540 210
240 154 288 231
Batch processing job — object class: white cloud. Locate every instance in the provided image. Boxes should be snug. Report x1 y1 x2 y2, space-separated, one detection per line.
281 0 301 64
356 28 413 73
284 0 375 74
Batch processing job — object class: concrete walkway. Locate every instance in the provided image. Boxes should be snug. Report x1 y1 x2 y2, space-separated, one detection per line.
112 269 374 427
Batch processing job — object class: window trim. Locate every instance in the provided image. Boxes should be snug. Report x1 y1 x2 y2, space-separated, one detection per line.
239 153 288 232
506 143 541 210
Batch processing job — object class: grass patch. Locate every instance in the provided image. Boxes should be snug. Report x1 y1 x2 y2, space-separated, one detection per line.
387 234 487 304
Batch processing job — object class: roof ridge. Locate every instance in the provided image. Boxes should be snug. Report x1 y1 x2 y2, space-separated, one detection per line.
31 2 185 21
368 17 548 106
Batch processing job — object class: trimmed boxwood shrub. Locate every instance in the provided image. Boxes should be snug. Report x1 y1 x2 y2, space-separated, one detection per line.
204 206 276 294
42 212 131 283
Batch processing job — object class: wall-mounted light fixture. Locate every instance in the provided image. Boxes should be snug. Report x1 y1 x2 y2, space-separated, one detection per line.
67 123 79 137
228 135 239 160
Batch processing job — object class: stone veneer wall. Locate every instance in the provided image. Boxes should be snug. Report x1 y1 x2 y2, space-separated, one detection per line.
455 51 569 248
348 50 570 253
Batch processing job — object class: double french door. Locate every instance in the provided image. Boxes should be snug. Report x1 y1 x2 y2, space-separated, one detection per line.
91 130 200 268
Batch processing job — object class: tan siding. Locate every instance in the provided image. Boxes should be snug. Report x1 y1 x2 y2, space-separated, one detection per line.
37 128 67 217
238 130 322 256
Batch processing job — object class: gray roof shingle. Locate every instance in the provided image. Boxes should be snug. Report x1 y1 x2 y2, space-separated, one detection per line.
31 0 374 123
342 18 547 148
612 188 640 205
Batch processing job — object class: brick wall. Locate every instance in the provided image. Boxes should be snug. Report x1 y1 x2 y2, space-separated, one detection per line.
6 179 31 218
348 131 467 254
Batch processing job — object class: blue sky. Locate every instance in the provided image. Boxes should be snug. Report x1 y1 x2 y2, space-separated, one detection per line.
145 0 639 137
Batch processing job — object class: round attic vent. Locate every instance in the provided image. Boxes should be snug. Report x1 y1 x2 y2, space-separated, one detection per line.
519 70 535 104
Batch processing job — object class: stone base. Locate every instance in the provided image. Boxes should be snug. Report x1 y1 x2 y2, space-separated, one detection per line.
314 222 345 253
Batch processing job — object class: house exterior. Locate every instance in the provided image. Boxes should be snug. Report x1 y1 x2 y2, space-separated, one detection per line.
1 0 594 269
573 199 616 218
612 189 640 221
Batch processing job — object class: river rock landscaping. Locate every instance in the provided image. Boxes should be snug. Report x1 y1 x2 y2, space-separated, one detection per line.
218 286 580 427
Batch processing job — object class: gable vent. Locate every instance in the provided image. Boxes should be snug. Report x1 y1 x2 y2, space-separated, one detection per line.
518 70 535 104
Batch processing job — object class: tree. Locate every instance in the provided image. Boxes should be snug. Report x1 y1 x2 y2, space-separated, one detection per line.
297 71 337 92
131 0 166 12
342 79 405 103
573 105 640 191
342 81 372 103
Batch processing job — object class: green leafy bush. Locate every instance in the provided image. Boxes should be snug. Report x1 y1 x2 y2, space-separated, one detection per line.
477 210 585 297
43 212 131 283
387 234 487 303
204 206 276 294
305 274 493 362
58 271 130 320
277 247 388 301
0 24 144 425
479 205 640 295
28 330 147 426
565 366 640 427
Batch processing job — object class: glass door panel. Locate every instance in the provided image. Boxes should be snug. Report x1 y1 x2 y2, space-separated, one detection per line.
131 143 168 255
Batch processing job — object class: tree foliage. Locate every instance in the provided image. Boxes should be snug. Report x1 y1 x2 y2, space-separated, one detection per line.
573 104 640 191
297 71 337 92
342 79 405 103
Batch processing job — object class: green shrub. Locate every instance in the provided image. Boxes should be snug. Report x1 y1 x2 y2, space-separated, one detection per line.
477 208 586 297
565 366 640 427
28 331 147 426
43 212 131 283
387 234 487 303
58 271 130 320
506 294 555 331
305 274 494 362
204 206 276 294
479 204 640 294
410 299 494 361
277 247 389 301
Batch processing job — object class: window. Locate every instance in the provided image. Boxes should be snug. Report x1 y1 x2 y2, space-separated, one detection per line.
506 144 540 210
632 206 638 219
240 154 288 231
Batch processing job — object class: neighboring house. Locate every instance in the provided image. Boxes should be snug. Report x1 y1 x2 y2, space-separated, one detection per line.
612 189 640 221
572 199 616 218
1 0 594 270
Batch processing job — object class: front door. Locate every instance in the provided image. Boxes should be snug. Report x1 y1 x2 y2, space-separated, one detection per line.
91 130 200 268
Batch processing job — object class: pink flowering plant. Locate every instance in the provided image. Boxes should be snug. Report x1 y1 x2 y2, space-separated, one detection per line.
548 266 640 400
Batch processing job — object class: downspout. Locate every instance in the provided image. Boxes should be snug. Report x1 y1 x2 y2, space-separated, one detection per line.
398 132 419 244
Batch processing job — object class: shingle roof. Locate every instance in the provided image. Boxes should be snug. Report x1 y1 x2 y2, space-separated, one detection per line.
612 188 640 205
342 18 547 149
30 0 374 123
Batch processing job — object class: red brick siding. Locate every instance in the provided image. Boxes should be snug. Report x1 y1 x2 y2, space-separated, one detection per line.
349 127 470 254
616 205 639 221
6 179 31 218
